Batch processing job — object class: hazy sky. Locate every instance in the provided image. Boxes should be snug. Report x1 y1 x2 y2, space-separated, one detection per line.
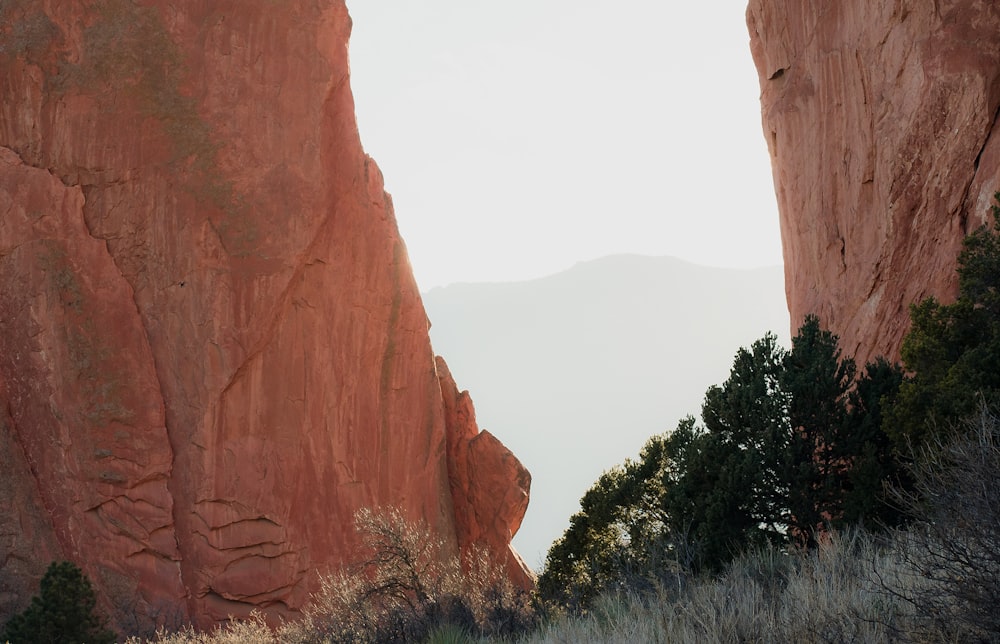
346 1 783 291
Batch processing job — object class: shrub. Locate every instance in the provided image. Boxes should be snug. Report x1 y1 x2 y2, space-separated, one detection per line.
2 560 116 644
127 509 535 643
125 611 279 644
885 407 1000 641
299 508 536 643
886 193 1000 448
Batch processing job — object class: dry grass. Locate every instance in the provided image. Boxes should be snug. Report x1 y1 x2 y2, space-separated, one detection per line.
129 528 989 644
521 530 970 644
294 508 535 643
125 612 278 644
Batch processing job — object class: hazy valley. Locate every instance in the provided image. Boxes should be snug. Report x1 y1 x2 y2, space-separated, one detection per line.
423 254 789 566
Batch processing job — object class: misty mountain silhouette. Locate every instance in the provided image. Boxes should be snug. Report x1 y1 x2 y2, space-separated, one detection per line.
423 255 789 569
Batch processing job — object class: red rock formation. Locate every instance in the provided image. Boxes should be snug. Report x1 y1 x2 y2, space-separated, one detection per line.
748 1 1000 366
0 0 529 632
436 357 533 589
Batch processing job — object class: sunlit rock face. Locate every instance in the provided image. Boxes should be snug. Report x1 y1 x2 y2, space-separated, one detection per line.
436 357 533 589
0 0 530 631
748 1 1000 366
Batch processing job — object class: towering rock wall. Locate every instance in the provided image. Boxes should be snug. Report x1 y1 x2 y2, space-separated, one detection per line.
0 0 530 632
748 1 1000 366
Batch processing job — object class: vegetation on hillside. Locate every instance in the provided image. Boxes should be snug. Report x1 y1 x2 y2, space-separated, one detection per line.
522 407 1000 643
536 315 906 611
887 197 1000 445
123 408 1000 643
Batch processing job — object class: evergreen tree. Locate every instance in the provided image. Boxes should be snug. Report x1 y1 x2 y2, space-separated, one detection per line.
780 314 856 546
2 561 116 644
887 194 1000 447
540 320 905 610
537 430 683 610
840 357 906 528
678 333 789 568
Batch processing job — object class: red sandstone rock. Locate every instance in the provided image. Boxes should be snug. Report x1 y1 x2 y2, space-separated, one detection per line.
0 0 529 631
748 1 1000 366
436 357 534 589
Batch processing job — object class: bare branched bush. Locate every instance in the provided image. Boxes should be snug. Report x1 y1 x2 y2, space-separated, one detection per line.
885 407 1000 642
124 611 280 644
132 508 534 643
300 507 536 643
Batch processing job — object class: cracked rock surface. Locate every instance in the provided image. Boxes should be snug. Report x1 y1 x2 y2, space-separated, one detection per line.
0 1 531 630
748 1 1000 366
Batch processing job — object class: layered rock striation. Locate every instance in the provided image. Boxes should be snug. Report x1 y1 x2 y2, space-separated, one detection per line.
748 1 1000 366
0 0 530 631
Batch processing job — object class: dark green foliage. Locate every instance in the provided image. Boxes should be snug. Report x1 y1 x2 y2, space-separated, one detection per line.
537 433 675 610
840 358 907 528
887 194 1000 447
781 315 856 546
677 333 789 569
2 561 116 644
539 318 907 611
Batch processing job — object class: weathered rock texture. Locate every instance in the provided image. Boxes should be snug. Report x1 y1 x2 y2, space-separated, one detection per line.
436 358 532 585
748 1 1000 366
0 0 531 632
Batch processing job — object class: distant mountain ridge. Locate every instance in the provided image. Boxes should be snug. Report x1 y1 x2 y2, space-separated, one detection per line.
423 255 789 568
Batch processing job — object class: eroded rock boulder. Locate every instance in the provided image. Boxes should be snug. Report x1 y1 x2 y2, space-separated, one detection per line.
436 357 533 589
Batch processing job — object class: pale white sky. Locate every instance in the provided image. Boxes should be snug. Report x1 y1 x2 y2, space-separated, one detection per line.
347 1 783 291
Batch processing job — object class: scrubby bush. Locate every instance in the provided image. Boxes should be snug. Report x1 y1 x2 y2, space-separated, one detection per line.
294 508 536 643
126 612 279 644
132 508 534 643
2 560 116 644
883 407 1000 641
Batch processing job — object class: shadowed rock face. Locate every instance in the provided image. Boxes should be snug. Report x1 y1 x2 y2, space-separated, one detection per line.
0 0 530 631
748 0 1000 366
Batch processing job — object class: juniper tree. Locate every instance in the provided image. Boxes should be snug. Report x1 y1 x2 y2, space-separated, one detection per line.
887 194 1000 447
2 561 116 644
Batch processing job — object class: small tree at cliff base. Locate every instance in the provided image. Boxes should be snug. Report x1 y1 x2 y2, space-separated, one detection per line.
537 428 689 611
1 560 116 644
781 315 855 546
886 193 1000 448
673 332 790 568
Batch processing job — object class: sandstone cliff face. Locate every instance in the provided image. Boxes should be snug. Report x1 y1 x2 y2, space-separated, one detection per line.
748 1 1000 366
0 0 530 631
